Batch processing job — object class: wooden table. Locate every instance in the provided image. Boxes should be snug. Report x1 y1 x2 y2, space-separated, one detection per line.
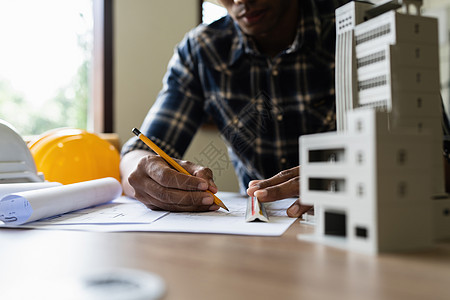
1 221 449 300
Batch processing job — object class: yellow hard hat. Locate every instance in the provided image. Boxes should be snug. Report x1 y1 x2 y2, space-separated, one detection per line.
28 128 121 184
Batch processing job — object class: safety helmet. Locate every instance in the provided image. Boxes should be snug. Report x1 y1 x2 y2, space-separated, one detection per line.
28 128 121 184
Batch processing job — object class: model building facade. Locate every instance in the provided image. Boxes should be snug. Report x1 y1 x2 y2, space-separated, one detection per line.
299 0 450 253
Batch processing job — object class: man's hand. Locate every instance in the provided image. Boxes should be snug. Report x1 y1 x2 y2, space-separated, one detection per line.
121 150 219 212
246 166 311 218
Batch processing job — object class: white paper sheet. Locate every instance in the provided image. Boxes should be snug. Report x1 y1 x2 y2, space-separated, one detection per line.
12 193 298 236
147 194 294 235
0 177 122 225
33 197 168 225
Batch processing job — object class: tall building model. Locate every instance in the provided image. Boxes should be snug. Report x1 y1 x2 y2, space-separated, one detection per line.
298 0 450 253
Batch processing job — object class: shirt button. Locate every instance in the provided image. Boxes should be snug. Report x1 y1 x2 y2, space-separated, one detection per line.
277 114 283 121
280 157 287 164
272 69 279 76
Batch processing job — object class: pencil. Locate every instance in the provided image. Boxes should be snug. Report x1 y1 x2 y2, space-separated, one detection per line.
132 128 229 211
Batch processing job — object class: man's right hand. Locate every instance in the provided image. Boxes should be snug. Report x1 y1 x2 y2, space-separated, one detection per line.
120 150 220 212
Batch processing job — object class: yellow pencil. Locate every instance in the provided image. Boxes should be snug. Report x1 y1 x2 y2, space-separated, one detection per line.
132 128 229 211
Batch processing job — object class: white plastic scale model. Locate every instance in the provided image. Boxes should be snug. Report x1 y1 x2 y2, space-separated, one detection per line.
298 0 450 253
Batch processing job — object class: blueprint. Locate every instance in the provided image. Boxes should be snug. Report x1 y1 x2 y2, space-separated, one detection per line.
0 192 297 236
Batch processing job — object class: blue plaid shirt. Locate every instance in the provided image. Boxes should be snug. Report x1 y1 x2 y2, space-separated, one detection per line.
122 0 347 193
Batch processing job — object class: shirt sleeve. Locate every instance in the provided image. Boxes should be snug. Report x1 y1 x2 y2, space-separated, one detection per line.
121 31 207 159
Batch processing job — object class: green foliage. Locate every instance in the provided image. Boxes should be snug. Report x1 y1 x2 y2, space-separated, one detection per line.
0 10 92 136
0 59 90 136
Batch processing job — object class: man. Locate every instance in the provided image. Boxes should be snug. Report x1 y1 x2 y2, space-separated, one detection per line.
120 0 348 217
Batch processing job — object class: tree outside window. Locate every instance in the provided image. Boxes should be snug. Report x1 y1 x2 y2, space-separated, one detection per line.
0 0 93 136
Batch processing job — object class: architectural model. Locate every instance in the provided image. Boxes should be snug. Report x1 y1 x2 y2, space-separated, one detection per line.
298 0 450 253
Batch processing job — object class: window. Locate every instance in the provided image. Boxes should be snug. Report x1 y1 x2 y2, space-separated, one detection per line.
0 0 93 135
0 0 112 136
355 226 368 238
325 211 347 237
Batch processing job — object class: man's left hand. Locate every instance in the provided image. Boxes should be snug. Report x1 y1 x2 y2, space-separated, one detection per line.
246 166 311 218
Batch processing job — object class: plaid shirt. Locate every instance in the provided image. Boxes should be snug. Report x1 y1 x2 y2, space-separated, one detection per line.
122 0 347 193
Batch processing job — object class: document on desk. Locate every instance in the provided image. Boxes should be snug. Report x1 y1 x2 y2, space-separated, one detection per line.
2 192 297 236
144 193 296 236
27 197 169 225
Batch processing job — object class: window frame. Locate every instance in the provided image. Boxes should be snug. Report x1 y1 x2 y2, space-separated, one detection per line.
93 0 114 133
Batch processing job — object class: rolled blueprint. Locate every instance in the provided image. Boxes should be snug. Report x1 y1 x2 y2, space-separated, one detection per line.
0 181 62 199
0 177 122 226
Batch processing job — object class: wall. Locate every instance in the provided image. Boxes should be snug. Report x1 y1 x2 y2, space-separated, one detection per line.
423 0 450 118
114 0 195 144
113 0 240 192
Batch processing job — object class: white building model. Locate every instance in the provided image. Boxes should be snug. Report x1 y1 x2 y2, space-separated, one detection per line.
298 0 450 253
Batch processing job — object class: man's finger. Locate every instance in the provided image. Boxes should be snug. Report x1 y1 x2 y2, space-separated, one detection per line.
255 176 299 202
192 166 218 193
143 196 220 212
247 166 299 196
135 184 220 211
142 157 210 191
287 199 312 218
134 175 214 206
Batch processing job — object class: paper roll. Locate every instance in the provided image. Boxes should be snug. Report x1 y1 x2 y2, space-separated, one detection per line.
0 182 62 199
0 177 122 225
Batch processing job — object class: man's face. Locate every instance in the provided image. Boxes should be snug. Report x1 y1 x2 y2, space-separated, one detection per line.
218 0 296 37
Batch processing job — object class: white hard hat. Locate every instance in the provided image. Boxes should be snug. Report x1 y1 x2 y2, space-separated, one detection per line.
0 120 44 183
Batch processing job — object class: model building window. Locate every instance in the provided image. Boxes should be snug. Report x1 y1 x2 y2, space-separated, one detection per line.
325 211 347 237
355 226 368 238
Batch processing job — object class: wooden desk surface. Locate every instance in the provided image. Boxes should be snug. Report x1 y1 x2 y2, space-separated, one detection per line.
1 221 449 300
